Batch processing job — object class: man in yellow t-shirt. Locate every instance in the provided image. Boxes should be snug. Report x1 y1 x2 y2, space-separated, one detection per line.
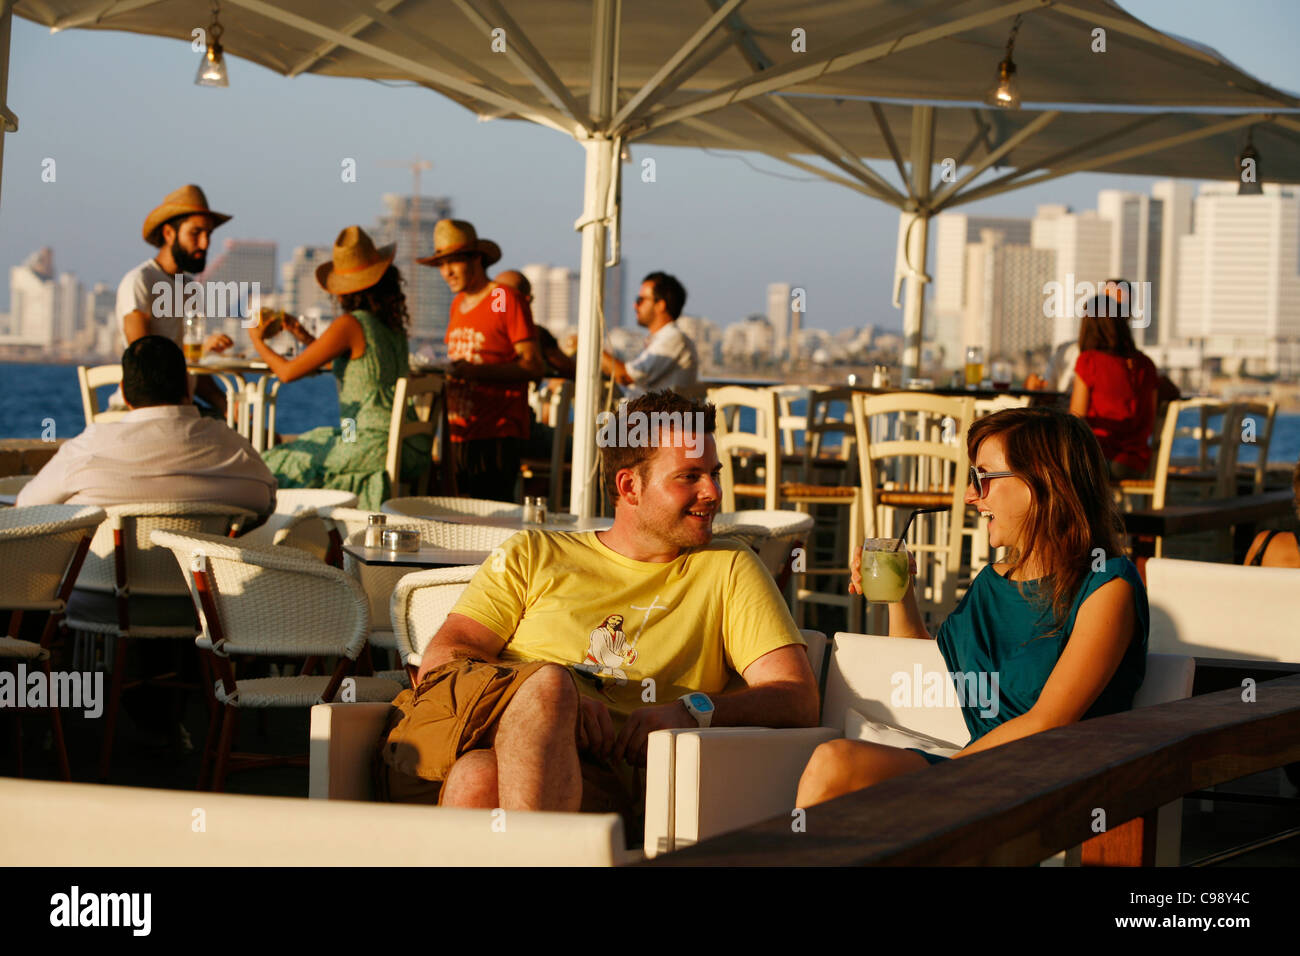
376 390 819 818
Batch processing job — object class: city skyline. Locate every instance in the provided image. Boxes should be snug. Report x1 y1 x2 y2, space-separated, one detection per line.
2 3 1296 339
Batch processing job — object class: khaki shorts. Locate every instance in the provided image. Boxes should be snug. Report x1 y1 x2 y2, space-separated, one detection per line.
374 654 640 831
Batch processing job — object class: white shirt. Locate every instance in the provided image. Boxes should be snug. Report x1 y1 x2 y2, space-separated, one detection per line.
16 405 276 517
623 322 699 399
112 258 194 407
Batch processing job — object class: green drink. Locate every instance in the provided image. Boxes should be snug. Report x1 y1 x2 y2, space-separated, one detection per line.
861 540 910 603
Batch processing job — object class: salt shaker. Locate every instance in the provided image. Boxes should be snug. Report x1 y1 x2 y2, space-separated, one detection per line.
534 497 547 524
522 497 537 524
364 513 387 548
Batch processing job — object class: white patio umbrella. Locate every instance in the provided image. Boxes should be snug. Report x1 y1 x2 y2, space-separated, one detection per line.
8 0 1299 514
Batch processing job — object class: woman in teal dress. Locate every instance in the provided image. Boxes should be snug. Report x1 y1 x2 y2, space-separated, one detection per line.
252 226 431 510
797 406 1148 805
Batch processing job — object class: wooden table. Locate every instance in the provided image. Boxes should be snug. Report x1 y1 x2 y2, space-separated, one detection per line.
342 544 490 569
1123 489 1295 567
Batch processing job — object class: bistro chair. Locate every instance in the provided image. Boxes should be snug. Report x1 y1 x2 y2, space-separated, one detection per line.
519 379 574 513
0 504 105 780
1233 400 1277 494
386 374 444 498
853 392 975 627
65 501 257 781
150 529 403 792
709 386 862 630
75 365 128 426
389 565 483 681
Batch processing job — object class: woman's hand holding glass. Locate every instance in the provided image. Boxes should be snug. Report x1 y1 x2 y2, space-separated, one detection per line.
849 545 917 597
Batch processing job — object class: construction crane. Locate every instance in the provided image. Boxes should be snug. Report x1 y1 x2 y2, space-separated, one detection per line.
379 156 434 325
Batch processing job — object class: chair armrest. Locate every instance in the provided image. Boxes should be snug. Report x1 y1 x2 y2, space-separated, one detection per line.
646 726 840 855
309 702 395 800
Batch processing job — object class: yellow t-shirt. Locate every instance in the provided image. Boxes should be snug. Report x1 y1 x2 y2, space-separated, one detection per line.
451 530 805 720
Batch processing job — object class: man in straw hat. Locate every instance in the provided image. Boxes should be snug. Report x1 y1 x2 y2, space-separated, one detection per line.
419 220 543 501
113 184 234 414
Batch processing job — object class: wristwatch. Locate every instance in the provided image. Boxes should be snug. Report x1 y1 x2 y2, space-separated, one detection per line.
679 692 715 728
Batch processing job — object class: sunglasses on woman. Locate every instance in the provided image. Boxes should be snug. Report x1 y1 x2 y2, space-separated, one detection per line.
968 465 1016 499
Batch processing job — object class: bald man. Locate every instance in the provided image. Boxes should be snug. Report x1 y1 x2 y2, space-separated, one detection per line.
496 269 576 380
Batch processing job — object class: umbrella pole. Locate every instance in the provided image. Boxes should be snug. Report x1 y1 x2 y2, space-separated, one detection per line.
900 106 935 384
0 0 16 215
570 137 618 517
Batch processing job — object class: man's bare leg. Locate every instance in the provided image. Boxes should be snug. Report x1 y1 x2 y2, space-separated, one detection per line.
440 749 499 808
493 664 581 811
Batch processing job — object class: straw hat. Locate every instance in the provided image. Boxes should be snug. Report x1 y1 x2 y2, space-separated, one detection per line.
315 226 397 295
142 184 231 247
416 219 501 267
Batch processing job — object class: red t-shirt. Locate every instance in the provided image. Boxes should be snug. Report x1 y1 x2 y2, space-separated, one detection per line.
445 283 536 442
1075 349 1159 471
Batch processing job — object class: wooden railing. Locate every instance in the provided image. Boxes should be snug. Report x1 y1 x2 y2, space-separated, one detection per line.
647 676 1300 867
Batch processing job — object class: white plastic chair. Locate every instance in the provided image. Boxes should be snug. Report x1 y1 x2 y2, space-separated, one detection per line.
150 529 404 792
0 504 106 780
65 501 257 781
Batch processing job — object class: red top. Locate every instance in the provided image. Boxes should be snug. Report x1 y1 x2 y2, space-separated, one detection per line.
1075 349 1159 471
445 283 536 442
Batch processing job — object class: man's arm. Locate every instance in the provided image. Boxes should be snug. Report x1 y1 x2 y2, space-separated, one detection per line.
13 444 75 507
611 643 819 766
600 350 633 385
450 338 545 382
122 309 150 345
415 612 507 682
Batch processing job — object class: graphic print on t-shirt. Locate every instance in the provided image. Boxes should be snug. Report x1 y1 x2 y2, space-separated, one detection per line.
572 595 669 697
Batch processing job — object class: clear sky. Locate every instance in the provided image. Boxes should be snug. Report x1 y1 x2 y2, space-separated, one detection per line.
1 1 1297 334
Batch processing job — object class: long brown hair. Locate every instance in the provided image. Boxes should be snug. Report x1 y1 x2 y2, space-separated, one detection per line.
1078 294 1138 356
968 406 1127 634
337 265 410 335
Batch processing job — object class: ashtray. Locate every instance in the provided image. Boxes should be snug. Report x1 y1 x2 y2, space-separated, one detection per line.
380 528 420 552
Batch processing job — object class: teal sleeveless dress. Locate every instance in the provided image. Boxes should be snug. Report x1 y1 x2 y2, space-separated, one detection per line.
262 310 432 511
911 555 1149 764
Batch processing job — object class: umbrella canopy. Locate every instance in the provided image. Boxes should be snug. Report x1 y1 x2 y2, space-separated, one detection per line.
9 0 1299 514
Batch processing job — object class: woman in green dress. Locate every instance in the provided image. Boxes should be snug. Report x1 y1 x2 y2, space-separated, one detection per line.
797 406 1148 806
252 225 432 510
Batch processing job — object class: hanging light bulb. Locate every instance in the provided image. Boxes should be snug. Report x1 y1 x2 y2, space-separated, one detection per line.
984 15 1023 110
196 2 229 87
1237 128 1263 195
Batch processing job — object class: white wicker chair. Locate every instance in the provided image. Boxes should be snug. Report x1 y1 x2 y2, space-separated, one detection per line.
382 496 524 521
712 509 815 596
339 518 513 680
65 501 258 781
237 491 359 562
389 565 483 677
0 504 106 780
150 529 404 792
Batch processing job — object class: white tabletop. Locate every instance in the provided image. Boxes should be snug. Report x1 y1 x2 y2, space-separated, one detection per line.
342 544 490 568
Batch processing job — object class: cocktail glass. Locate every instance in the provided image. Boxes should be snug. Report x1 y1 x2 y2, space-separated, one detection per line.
860 538 911 603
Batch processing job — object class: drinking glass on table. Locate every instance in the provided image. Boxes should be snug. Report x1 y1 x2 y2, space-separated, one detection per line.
858 539 912 604
991 360 1012 391
964 346 984 389
183 314 205 364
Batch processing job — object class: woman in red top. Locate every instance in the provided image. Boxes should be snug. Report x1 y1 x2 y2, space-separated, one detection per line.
1069 295 1159 481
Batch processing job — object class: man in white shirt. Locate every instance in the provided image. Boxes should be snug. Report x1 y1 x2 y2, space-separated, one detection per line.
112 184 235 414
601 272 698 399
18 336 276 517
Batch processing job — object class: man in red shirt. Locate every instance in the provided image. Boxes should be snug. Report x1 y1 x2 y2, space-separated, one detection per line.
420 221 544 500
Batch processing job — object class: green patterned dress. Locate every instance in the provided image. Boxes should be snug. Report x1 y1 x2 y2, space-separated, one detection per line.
263 310 432 510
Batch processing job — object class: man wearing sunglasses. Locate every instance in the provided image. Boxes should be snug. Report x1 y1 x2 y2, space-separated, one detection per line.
601 272 698 399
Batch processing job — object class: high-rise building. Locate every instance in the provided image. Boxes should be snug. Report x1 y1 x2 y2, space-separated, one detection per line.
1151 180 1197 349
1097 190 1166 345
932 214 1032 368
199 239 277 299
1031 205 1113 348
675 314 718 368
371 194 454 342
962 229 1056 359
521 263 550 330
544 266 576 336
1176 182 1300 375
4 248 58 345
280 245 335 317
766 282 791 358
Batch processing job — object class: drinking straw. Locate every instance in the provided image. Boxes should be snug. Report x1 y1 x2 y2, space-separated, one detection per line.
892 505 952 551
